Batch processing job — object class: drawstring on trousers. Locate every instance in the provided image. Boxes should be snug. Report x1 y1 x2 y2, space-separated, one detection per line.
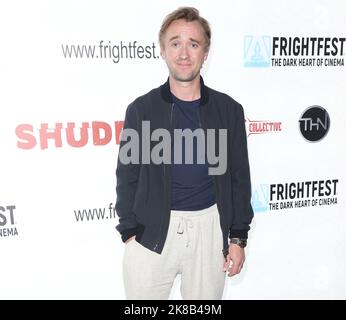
176 216 194 247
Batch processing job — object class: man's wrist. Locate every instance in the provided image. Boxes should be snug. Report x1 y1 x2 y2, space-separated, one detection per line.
230 237 247 248
121 228 137 243
125 235 136 244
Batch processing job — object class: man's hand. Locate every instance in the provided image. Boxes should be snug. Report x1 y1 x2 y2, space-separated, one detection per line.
125 235 136 244
223 243 245 277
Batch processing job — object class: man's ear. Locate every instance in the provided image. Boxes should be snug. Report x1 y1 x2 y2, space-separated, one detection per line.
204 51 209 61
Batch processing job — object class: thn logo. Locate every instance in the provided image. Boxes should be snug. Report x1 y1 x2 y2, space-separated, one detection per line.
299 106 330 142
0 205 18 238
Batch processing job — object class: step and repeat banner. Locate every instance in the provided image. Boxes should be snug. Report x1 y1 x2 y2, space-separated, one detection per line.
1 0 345 299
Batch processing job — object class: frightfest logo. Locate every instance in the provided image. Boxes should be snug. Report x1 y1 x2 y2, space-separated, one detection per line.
244 36 346 67
244 36 272 67
251 179 338 213
0 205 18 238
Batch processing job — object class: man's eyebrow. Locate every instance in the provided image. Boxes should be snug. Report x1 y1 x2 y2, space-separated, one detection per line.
168 36 202 44
168 36 180 42
189 37 201 44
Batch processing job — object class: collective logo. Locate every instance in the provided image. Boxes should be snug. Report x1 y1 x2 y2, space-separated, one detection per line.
244 35 346 67
246 117 282 137
0 205 18 238
299 106 330 142
251 179 338 213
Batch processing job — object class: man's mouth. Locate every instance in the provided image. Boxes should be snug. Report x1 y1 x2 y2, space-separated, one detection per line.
177 62 192 68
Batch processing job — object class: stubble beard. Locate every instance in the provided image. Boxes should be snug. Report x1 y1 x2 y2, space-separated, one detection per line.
169 61 203 83
170 69 199 82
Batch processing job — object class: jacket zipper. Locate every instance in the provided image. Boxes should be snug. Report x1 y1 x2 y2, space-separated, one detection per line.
197 105 202 128
203 106 228 255
198 104 225 253
153 102 174 251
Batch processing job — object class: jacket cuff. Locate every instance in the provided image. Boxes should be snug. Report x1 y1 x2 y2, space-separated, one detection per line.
229 229 248 239
121 227 137 243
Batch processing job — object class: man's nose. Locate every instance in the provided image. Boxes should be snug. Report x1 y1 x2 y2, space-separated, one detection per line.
179 44 189 59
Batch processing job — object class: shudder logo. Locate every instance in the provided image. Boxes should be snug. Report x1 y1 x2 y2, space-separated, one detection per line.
16 121 124 149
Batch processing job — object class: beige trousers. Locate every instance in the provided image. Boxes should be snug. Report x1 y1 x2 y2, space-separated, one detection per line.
123 204 226 300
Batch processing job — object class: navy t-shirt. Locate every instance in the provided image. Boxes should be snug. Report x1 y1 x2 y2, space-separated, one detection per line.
171 94 216 211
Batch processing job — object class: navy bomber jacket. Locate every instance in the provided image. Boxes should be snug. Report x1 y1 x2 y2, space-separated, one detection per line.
115 77 254 257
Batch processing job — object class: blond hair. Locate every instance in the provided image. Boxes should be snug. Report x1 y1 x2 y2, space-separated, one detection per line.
159 7 211 51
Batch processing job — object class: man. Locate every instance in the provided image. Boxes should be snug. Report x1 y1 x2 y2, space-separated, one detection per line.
115 7 253 300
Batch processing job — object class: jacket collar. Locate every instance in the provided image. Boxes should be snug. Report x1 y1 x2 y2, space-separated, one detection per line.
160 76 209 106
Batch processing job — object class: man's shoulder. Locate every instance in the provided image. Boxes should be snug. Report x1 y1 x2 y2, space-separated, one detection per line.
128 86 161 110
206 85 243 110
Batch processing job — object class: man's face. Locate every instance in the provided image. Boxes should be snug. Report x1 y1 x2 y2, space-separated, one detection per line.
161 19 209 82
